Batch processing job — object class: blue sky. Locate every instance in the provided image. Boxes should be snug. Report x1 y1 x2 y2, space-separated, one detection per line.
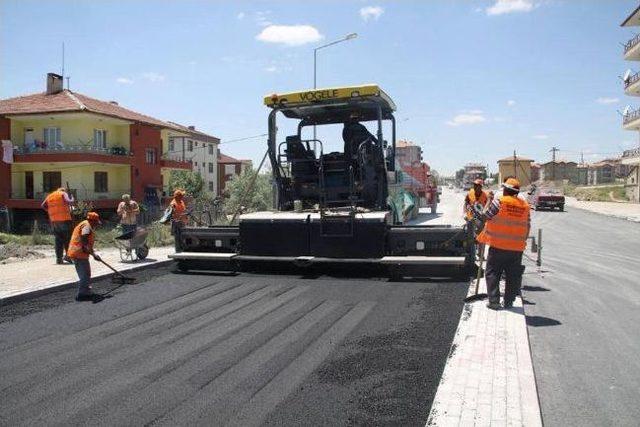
1 0 638 174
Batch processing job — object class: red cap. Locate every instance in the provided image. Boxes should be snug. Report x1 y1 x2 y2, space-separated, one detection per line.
87 211 102 224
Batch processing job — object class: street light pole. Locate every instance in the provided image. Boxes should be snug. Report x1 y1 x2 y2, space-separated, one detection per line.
312 33 357 142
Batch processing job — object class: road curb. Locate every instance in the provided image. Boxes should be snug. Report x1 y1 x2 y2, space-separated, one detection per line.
0 259 173 305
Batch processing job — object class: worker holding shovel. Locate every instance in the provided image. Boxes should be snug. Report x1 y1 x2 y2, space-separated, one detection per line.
67 211 103 301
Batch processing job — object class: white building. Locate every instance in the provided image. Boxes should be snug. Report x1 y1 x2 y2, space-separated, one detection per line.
164 123 220 196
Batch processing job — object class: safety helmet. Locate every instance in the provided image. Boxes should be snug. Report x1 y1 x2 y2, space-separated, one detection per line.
173 189 185 198
87 211 102 224
502 177 521 192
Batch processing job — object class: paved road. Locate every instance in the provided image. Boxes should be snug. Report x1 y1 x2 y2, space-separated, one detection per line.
0 266 467 426
523 207 640 426
409 187 465 227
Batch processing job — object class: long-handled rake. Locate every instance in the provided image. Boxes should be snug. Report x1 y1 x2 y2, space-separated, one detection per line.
94 257 136 297
464 244 488 303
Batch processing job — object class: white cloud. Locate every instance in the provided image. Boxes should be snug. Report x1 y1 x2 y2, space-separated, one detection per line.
141 72 165 83
255 11 272 27
486 0 535 16
360 6 384 21
507 100 516 106
116 77 133 84
256 25 323 46
264 65 278 73
532 134 549 140
237 12 245 20
446 111 487 127
596 97 619 105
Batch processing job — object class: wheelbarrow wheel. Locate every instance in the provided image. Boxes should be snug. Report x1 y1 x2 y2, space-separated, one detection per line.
136 244 149 260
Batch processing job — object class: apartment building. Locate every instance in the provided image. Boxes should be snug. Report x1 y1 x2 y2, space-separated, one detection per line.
164 122 219 196
217 151 252 196
0 73 218 228
621 4 640 202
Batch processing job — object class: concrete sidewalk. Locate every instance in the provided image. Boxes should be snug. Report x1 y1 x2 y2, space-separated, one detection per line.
565 197 640 222
0 246 173 300
427 278 542 427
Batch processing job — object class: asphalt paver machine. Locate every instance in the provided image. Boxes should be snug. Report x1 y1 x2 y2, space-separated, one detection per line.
170 84 474 278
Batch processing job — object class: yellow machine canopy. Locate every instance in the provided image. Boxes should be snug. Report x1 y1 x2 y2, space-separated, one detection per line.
264 84 396 125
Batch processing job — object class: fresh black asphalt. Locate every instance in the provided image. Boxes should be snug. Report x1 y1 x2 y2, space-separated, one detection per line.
523 207 640 427
0 265 467 426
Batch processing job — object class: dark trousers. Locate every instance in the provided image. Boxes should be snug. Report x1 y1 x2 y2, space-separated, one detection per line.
52 220 72 261
171 221 184 251
74 258 92 296
485 247 524 304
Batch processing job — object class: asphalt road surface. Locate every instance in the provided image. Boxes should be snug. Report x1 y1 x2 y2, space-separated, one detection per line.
523 207 640 427
0 265 467 426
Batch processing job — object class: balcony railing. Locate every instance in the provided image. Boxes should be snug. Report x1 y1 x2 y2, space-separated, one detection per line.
625 71 640 89
161 152 189 162
624 33 640 54
623 107 640 125
11 189 130 201
14 143 130 156
623 147 640 158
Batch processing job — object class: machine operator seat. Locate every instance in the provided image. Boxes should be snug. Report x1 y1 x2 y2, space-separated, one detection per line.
342 120 377 163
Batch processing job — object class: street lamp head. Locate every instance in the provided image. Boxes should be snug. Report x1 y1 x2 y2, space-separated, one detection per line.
345 33 358 40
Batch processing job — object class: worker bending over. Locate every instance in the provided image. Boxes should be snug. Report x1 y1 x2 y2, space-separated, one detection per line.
41 187 74 265
477 177 530 310
67 212 102 301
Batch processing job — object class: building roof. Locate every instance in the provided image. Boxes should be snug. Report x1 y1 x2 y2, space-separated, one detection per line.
218 152 251 164
589 161 615 168
621 4 640 27
0 89 219 141
166 121 220 144
497 155 533 163
540 160 577 166
396 140 416 148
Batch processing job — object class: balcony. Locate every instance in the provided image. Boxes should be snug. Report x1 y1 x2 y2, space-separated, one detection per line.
624 34 640 61
622 147 640 165
625 71 640 95
160 152 191 169
623 107 640 129
13 142 133 165
7 189 131 209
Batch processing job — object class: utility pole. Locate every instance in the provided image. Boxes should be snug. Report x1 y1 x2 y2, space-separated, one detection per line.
580 151 584 165
61 42 65 80
513 150 517 181
549 146 560 181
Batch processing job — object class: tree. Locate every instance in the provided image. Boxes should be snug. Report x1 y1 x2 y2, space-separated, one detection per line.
167 170 204 198
224 168 273 215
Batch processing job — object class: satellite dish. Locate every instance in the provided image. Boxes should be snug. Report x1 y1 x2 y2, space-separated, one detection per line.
624 69 632 82
623 105 631 116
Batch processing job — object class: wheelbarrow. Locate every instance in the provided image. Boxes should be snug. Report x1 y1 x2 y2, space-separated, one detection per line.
114 227 150 262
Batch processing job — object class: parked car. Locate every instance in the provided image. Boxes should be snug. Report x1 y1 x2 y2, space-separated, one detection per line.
528 186 565 211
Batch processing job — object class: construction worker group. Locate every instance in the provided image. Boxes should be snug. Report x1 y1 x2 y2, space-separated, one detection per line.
465 177 530 310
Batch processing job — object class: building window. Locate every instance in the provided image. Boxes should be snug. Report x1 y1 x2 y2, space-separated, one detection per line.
208 144 214 155
195 141 198 147
42 171 62 193
208 181 214 192
43 127 61 147
169 138 175 151
94 172 108 193
208 162 214 173
187 140 193 152
145 148 157 164
94 129 107 150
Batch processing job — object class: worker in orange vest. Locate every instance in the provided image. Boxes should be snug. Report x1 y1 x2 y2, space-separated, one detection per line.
67 211 102 301
169 189 189 250
477 177 531 310
41 187 74 264
464 178 488 222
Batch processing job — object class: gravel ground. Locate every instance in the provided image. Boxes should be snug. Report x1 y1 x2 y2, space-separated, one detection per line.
0 267 467 426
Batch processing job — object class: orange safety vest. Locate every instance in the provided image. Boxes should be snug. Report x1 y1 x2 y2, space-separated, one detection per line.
67 220 95 260
477 195 529 252
170 199 188 224
466 189 488 220
45 190 72 222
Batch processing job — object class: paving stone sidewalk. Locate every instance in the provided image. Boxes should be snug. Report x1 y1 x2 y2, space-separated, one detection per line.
565 197 640 222
0 246 173 300
427 278 542 427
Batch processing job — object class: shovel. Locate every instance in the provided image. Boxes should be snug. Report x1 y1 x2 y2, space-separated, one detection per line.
464 244 488 303
95 256 136 285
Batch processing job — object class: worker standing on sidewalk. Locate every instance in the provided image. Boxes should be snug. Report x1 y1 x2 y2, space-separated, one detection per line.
477 177 530 310
41 187 74 265
169 189 189 250
117 194 140 235
67 212 102 301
